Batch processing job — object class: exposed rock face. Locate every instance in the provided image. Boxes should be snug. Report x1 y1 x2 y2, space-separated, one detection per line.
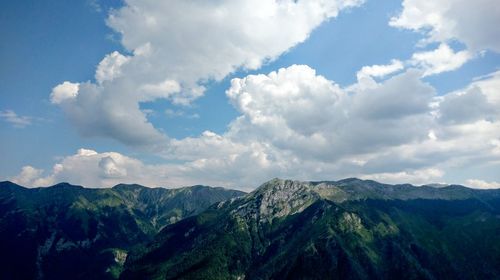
233 179 318 223
338 212 364 233
228 177 492 226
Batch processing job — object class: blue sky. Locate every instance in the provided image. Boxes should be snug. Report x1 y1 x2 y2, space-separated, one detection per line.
1 0 500 190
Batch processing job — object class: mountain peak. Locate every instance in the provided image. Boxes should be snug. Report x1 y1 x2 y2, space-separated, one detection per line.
0 181 25 194
51 182 84 189
254 178 304 192
234 179 318 222
230 177 500 222
0 181 23 188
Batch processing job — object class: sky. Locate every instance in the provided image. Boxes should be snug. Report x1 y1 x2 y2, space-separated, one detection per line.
1 0 500 190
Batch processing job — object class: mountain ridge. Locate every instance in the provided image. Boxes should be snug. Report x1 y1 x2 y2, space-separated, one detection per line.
121 178 500 280
3 178 500 279
0 181 245 280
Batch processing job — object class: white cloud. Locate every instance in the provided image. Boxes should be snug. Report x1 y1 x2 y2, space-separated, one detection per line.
0 110 32 128
18 66 500 188
50 81 80 104
436 69 500 125
11 148 165 188
350 69 434 121
95 51 130 84
53 81 169 148
52 0 365 147
10 148 267 190
466 179 500 189
390 0 500 52
356 59 404 79
165 65 499 188
226 64 343 139
140 79 182 102
168 66 439 184
174 66 499 187
354 45 471 79
361 168 445 185
438 86 497 125
411 43 471 76
388 1 498 77
107 0 364 84
471 70 500 105
98 156 128 178
11 166 44 186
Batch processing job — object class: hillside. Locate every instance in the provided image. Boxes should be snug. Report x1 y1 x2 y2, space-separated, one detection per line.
121 178 500 280
0 181 244 280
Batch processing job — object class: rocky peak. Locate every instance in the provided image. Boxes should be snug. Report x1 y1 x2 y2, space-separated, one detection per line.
233 179 319 223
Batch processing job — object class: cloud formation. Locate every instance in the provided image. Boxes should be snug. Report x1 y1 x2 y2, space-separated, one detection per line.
28 1 498 189
466 179 500 189
12 149 169 188
16 67 500 188
356 59 404 79
0 110 32 128
410 43 471 76
387 0 500 80
51 0 364 147
390 0 500 52
11 166 44 186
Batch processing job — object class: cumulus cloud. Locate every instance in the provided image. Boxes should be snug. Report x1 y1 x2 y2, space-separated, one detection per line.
354 46 471 79
390 0 500 52
466 179 500 189
438 86 497 125
107 0 365 85
10 1 499 188
52 80 169 148
168 65 499 187
18 66 500 188
0 110 32 128
360 168 445 185
95 51 130 84
350 69 434 121
50 81 80 104
52 0 364 147
410 43 471 76
10 148 266 190
165 66 439 185
471 71 500 105
11 149 166 188
436 70 500 126
387 0 499 79
356 59 404 79
11 166 44 186
226 64 343 139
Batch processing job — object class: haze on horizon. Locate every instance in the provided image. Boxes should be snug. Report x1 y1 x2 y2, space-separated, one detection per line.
1 0 500 190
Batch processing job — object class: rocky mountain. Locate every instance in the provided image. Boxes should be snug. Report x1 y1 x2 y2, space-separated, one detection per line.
0 181 244 280
121 178 500 280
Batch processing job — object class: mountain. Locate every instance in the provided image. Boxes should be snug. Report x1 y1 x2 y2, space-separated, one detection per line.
121 178 500 280
0 181 244 280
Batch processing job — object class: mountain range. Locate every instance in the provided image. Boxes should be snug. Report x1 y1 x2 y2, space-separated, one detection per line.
2 178 500 279
0 181 244 280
